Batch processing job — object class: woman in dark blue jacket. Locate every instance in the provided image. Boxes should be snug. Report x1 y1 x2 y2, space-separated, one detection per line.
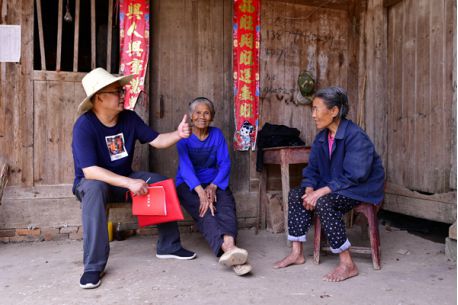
274 87 385 282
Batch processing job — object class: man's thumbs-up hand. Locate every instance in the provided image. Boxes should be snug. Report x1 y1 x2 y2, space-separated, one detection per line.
177 114 191 139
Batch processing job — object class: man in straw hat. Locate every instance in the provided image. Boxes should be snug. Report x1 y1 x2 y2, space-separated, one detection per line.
72 68 196 289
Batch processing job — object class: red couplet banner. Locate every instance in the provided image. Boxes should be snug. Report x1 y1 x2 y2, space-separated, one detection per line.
119 0 150 110
233 0 260 151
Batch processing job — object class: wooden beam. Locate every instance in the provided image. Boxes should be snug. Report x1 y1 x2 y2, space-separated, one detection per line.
106 0 113 72
32 70 86 82
384 0 403 8
56 0 63 71
0 156 9 204
3 184 74 200
73 0 80 72
383 193 457 224
386 182 456 204
91 0 96 69
35 0 47 70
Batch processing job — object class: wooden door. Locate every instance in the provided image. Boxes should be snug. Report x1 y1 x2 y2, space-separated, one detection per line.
33 72 86 185
386 0 455 193
384 0 456 223
149 0 234 181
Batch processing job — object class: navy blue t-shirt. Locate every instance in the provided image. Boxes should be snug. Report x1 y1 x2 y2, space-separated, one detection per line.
72 110 158 190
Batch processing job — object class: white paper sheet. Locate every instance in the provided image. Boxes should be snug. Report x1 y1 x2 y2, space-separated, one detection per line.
0 25 21 62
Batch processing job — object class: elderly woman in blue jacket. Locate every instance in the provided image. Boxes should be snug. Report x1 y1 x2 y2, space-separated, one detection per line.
176 97 251 276
274 87 385 282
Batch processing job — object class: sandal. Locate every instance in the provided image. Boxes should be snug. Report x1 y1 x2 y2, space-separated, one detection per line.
233 263 252 276
218 247 248 267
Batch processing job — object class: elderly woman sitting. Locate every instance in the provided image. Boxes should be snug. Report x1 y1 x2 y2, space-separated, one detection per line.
274 87 385 282
176 97 251 276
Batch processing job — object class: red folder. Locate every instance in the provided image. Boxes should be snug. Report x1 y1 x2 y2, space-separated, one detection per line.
132 186 167 216
133 178 184 227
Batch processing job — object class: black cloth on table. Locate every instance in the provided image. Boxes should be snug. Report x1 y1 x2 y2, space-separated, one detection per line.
256 123 305 172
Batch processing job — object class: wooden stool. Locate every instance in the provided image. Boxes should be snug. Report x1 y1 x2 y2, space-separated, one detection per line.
313 202 381 270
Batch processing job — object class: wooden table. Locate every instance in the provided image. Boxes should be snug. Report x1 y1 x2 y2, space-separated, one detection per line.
257 146 311 240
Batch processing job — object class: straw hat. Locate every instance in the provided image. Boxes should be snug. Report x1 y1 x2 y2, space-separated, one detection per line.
78 67 134 114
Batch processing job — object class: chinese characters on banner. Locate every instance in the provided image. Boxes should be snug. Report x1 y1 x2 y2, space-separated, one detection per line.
233 0 260 151
119 0 149 110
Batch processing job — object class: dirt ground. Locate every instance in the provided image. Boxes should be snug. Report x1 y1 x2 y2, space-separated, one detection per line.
0 225 456 305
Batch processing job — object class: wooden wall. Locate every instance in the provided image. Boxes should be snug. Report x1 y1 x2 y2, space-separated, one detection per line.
149 0 245 188
382 0 456 223
0 0 456 231
255 0 363 190
386 0 455 193
259 0 358 145
0 0 34 187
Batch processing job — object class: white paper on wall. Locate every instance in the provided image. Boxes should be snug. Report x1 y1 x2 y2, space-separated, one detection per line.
0 25 21 62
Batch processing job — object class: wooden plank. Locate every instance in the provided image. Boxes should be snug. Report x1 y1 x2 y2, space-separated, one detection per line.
3 184 74 200
32 81 48 184
371 0 387 163
19 0 34 186
73 0 80 72
387 0 404 186
56 0 63 71
414 0 430 190
401 0 416 190
386 182 456 204
346 0 363 125
273 0 348 11
0 64 6 142
60 82 80 183
363 0 387 161
322 246 372 255
383 0 403 7
33 70 86 82
0 195 81 228
428 0 447 192
0 156 9 204
383 193 457 224
356 2 367 128
447 0 457 189
263 146 310 164
106 0 113 72
91 0 96 69
35 0 47 70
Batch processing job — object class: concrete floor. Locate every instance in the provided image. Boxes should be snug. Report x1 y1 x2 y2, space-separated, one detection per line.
0 226 456 305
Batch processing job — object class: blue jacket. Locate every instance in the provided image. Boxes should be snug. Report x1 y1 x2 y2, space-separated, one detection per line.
301 119 385 205
176 127 231 191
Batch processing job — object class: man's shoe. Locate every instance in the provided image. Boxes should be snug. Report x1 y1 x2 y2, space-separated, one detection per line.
219 247 248 267
156 248 197 260
79 271 101 289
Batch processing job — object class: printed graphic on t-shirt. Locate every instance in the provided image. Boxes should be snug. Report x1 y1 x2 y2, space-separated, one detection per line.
105 133 129 161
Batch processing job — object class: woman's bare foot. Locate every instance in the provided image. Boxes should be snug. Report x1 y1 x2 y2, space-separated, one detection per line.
273 253 305 269
322 262 359 282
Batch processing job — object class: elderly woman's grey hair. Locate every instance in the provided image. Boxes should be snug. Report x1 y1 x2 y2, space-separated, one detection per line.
314 86 349 120
189 97 215 119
